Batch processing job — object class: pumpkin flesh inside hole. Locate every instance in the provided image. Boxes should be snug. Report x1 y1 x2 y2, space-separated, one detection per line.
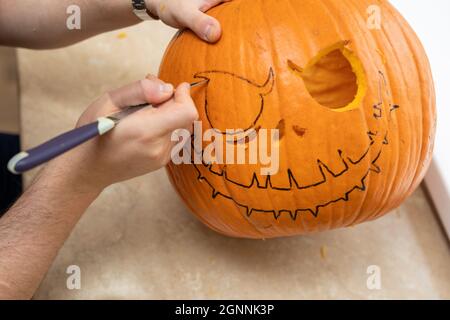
289 43 367 111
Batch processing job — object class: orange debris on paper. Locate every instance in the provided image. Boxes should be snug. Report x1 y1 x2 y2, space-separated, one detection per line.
117 32 127 39
320 245 327 260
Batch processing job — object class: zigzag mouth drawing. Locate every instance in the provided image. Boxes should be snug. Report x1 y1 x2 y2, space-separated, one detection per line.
189 70 400 221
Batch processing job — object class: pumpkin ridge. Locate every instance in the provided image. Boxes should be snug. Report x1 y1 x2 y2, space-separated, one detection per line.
160 0 435 237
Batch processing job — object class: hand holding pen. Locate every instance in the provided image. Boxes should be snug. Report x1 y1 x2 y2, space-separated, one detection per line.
8 76 203 193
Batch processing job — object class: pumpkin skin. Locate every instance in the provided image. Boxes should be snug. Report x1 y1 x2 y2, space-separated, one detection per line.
159 0 436 239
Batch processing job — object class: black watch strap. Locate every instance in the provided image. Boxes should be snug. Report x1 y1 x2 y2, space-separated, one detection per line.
132 0 159 21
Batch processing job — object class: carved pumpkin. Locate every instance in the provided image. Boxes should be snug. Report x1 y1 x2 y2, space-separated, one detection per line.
159 0 436 239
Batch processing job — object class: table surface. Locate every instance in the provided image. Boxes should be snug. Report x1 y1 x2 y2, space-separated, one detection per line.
0 47 19 134
18 22 450 299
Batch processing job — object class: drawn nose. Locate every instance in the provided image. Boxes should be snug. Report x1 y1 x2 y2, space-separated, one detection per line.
195 68 274 134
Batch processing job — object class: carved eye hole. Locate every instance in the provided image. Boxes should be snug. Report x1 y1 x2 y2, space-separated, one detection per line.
288 41 367 112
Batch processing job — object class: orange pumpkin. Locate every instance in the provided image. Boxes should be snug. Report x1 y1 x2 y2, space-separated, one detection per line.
159 0 436 239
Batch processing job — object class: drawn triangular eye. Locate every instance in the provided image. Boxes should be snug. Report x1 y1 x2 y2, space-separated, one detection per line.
288 41 367 112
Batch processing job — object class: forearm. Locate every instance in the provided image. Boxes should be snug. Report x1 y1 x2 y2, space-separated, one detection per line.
0 163 100 299
0 0 143 49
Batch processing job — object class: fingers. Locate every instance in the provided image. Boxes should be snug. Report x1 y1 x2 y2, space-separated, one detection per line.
108 77 174 109
129 82 199 137
153 82 199 133
174 82 192 103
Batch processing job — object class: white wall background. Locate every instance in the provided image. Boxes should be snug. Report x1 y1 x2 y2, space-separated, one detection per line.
390 0 450 236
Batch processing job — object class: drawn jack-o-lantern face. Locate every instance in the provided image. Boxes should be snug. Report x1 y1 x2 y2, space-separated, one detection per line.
159 0 436 239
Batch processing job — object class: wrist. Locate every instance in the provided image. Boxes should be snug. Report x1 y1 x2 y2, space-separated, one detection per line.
144 0 160 18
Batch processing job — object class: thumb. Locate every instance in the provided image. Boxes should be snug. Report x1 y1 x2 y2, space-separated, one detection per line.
78 78 174 126
182 10 223 43
108 78 174 109
195 0 233 42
